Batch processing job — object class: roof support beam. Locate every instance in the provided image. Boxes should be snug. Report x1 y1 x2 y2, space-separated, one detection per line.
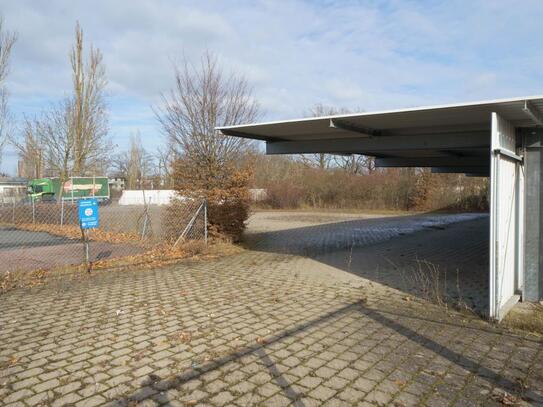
266 132 489 155
219 128 282 141
522 100 543 126
375 156 489 168
329 119 382 137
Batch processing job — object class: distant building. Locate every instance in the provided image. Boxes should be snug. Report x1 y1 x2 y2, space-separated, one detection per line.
249 188 267 202
108 177 126 192
0 177 28 204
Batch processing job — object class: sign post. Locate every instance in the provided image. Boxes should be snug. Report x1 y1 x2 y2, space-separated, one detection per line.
78 198 99 273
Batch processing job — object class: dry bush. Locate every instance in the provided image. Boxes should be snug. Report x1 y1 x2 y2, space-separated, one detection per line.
172 158 252 242
409 169 489 212
156 52 258 242
251 155 489 212
265 182 305 209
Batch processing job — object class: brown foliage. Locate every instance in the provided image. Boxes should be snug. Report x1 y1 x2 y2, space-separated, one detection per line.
0 237 239 295
172 158 252 241
252 155 488 212
10 222 140 245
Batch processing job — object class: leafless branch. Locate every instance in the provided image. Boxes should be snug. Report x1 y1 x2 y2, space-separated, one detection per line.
155 51 260 168
0 16 17 167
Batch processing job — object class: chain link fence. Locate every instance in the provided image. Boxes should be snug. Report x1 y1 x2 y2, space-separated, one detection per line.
0 195 207 274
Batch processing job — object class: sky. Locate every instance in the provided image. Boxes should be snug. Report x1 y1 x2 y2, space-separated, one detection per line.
1 0 543 175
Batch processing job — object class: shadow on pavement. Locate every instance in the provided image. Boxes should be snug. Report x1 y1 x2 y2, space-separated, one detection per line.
109 300 540 405
243 213 490 314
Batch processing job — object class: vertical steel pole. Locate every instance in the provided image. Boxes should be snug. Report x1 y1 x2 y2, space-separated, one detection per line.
141 190 148 240
80 224 91 273
85 230 90 272
204 199 208 244
32 198 35 224
60 199 64 226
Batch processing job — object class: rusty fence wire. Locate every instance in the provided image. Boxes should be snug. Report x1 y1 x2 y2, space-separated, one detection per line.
0 197 207 274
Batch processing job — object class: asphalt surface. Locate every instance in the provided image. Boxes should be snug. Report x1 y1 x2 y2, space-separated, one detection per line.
0 226 142 273
0 227 76 250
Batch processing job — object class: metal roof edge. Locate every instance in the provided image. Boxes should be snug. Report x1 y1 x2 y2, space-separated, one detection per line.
216 94 543 131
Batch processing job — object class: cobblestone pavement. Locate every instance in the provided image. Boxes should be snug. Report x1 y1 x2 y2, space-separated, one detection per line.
245 212 489 313
1 213 543 406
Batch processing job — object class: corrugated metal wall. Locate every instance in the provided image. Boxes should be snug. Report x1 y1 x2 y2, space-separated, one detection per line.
523 129 543 302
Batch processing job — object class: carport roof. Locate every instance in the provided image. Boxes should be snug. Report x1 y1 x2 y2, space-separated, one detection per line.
217 95 543 174
217 95 543 142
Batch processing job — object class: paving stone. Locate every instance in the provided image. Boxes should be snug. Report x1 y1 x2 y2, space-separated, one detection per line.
11 376 40 391
76 394 107 407
15 367 43 380
298 376 323 389
262 393 292 406
353 377 377 392
51 392 83 407
315 366 337 379
33 378 60 393
0 214 540 407
3 388 34 404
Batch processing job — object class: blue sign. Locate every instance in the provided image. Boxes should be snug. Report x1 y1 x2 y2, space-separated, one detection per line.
78 198 99 229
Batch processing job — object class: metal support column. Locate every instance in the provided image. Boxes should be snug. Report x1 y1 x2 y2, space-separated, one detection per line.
522 128 543 302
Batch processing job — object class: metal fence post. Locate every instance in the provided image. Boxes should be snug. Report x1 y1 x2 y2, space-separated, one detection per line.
32 198 36 224
141 190 149 241
173 201 204 247
204 199 208 244
60 199 64 226
12 200 15 223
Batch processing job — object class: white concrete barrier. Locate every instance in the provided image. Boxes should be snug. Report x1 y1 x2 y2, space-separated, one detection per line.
118 190 178 205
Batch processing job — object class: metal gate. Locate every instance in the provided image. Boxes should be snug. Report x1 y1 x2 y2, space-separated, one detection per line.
489 113 524 320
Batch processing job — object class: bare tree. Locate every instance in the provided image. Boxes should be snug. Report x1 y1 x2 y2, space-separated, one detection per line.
156 51 260 169
300 103 375 174
333 154 375 175
14 22 110 182
0 17 16 167
42 100 74 181
155 144 176 188
299 104 351 169
112 132 154 189
13 116 45 178
68 22 110 175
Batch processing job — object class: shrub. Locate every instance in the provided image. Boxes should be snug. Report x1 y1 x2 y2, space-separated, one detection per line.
171 158 252 242
251 155 489 212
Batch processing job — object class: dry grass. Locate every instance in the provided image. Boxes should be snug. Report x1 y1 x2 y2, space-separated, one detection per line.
250 207 412 216
7 222 142 245
395 259 475 315
0 238 243 295
502 302 543 335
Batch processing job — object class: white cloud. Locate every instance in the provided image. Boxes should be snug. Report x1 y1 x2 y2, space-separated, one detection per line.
2 0 543 174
